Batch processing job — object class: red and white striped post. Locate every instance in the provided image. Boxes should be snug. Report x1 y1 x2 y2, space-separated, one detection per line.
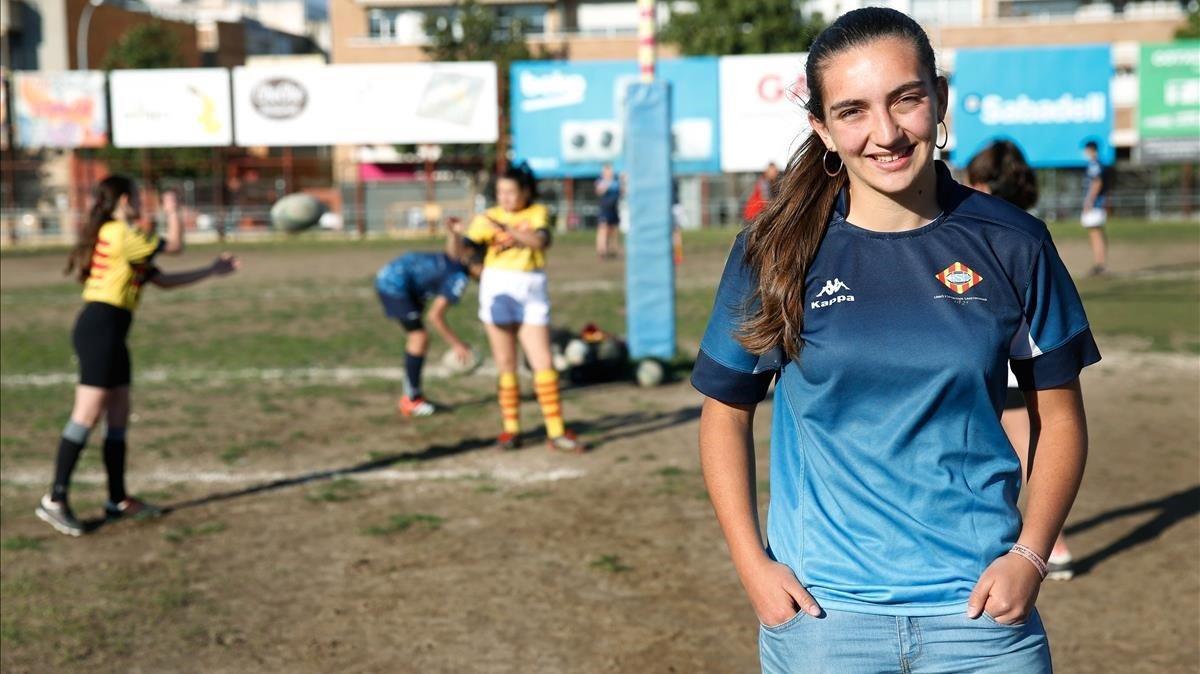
637 0 657 83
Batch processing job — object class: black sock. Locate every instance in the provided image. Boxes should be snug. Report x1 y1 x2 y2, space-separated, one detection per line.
404 353 425 399
51 437 87 503
103 430 128 504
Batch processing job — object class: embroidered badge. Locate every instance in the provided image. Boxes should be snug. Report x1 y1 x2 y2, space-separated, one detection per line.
935 262 983 295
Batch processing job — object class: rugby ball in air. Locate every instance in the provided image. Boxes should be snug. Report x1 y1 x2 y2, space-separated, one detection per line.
270 193 326 232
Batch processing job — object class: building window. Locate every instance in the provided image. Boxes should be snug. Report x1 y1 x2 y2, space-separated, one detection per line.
495 5 547 36
366 4 546 42
574 1 682 36
910 0 981 25
996 0 1088 19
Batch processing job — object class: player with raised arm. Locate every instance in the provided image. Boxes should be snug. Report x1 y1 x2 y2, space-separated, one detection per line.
37 177 239 536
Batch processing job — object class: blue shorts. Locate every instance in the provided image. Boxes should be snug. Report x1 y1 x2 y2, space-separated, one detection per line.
376 288 424 331
760 606 1051 673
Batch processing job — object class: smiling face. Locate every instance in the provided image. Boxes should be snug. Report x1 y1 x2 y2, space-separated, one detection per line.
809 37 946 204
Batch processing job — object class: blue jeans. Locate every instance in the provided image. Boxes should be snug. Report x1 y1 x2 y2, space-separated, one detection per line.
759 606 1051 673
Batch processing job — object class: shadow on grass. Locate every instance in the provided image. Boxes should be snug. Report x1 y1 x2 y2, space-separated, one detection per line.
574 405 702 449
80 385 705 533
78 433 499 532
1063 484 1199 577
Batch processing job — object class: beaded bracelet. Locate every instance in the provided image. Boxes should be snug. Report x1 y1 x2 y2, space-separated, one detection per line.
1009 543 1048 578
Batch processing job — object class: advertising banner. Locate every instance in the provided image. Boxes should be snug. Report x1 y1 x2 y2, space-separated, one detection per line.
953 45 1114 168
233 62 498 146
510 57 721 177
110 68 233 148
718 53 809 173
1137 41 1200 163
12 71 107 148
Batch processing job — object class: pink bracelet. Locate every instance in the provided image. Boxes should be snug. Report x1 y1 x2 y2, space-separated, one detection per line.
1009 544 1048 578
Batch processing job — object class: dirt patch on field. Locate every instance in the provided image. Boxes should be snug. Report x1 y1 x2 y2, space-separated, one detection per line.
1 341 1197 673
2 230 1198 672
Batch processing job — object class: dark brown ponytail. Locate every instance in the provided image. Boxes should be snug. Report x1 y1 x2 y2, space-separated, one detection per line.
737 7 938 360
65 175 135 284
739 135 845 360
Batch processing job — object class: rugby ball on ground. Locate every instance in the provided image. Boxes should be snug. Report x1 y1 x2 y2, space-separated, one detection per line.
440 346 482 375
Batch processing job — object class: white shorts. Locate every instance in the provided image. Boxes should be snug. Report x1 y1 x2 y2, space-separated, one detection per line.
1081 208 1107 228
478 268 550 326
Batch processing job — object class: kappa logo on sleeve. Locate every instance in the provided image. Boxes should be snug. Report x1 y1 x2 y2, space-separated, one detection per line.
811 278 854 309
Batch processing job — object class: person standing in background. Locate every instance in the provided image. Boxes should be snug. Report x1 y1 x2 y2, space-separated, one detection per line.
594 164 622 260
968 139 1077 581
1081 140 1110 276
742 162 780 224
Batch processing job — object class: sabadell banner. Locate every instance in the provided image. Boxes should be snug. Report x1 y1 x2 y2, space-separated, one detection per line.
952 45 1114 168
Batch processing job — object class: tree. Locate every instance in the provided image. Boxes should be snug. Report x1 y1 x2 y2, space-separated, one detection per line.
661 0 824 56
422 0 556 171
99 21 211 178
101 21 184 70
1176 6 1200 38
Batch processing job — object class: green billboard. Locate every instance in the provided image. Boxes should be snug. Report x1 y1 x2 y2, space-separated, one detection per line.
1138 41 1200 162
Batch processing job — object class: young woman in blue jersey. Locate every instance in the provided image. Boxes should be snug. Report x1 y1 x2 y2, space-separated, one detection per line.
968 139 1076 581
375 219 484 417
693 9 1099 671
38 176 239 536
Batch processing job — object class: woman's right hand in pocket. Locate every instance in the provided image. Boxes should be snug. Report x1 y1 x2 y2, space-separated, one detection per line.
743 558 823 626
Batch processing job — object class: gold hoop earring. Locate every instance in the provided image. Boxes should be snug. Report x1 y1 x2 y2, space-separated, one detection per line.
936 121 948 150
823 150 843 177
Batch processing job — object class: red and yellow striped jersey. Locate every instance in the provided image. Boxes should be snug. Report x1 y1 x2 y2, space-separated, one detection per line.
81 221 161 311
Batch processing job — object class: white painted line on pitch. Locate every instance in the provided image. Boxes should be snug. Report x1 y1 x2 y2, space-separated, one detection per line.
1 466 585 487
1 362 500 388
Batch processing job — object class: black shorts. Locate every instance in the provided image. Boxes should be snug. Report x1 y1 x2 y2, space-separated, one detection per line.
1003 387 1026 410
73 302 133 388
377 289 424 331
598 205 620 226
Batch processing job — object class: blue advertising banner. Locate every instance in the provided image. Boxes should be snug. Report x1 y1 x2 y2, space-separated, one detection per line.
510 57 720 177
953 45 1114 168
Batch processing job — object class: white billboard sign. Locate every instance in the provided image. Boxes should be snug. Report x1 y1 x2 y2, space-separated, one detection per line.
110 69 233 148
719 54 810 173
233 62 499 146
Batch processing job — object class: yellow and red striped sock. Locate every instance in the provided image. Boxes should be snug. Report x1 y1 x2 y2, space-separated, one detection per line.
534 369 565 439
498 372 521 434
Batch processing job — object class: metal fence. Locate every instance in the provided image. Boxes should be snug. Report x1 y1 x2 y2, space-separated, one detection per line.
2 160 1196 246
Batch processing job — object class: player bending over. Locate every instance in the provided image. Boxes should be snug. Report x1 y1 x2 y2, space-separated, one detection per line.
375 219 485 417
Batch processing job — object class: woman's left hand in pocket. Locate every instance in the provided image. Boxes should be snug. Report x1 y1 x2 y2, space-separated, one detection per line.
966 552 1043 625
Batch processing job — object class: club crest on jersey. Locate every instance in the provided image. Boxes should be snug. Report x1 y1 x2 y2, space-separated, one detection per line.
935 262 983 295
811 278 854 309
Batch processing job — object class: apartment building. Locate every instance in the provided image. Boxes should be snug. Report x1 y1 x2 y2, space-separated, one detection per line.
330 1 690 64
